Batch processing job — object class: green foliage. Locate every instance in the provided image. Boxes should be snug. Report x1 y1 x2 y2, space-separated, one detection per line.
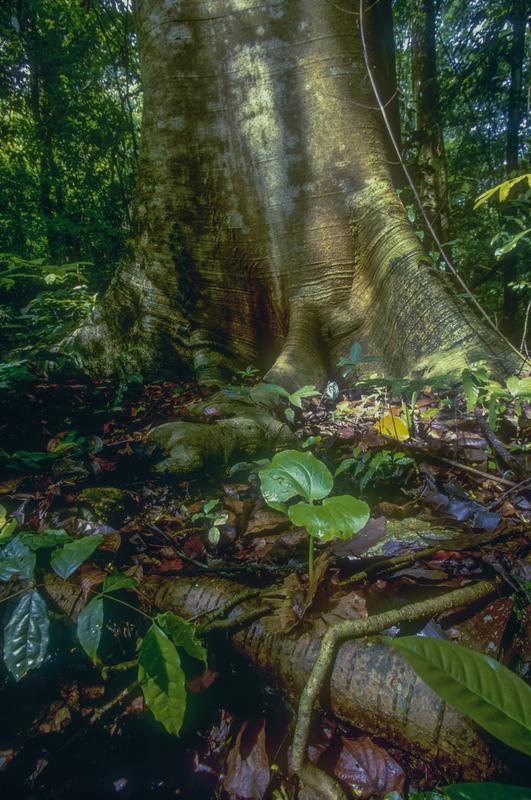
411 785 531 800
0 516 206 737
259 450 369 578
391 636 531 756
259 449 333 512
249 382 320 424
50 534 104 579
3 590 50 681
461 365 531 426
337 341 380 381
288 496 370 542
474 174 531 209
138 622 187 737
76 596 104 662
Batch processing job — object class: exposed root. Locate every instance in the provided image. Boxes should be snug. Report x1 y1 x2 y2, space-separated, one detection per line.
148 394 295 476
290 578 498 787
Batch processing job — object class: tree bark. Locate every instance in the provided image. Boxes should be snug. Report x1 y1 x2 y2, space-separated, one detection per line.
143 575 503 783
68 0 514 386
410 0 449 244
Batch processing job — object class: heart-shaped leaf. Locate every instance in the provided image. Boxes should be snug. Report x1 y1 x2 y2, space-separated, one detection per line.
138 622 187 736
288 496 370 541
77 596 103 661
51 534 104 579
259 450 333 511
391 636 531 756
4 590 49 680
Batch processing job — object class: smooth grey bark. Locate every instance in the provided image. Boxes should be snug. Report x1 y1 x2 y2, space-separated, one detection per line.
69 0 514 387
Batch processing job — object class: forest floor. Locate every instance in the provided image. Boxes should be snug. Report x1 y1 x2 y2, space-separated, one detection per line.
0 369 529 800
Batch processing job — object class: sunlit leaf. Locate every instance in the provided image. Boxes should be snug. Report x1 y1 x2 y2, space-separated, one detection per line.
391 636 531 756
138 623 187 736
374 414 409 441
3 590 49 680
443 783 531 800
288 496 370 541
288 385 319 409
259 450 333 511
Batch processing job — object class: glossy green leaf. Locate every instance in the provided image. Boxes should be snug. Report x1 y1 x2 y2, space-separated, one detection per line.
0 519 17 545
138 622 186 736
391 636 531 756
4 590 49 680
20 529 72 550
288 496 370 541
51 534 104 579
102 573 137 593
259 450 333 511
156 612 208 667
0 536 36 581
443 783 531 800
77 596 103 661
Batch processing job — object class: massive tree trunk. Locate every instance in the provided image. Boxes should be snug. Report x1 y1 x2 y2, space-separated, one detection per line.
69 0 514 389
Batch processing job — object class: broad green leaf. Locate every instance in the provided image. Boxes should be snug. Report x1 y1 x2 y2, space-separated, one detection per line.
375 414 409 441
443 783 531 800
102 573 137 593
138 623 187 736
156 612 208 666
288 496 370 541
259 450 333 511
20 529 72 550
202 499 219 514
4 590 49 680
391 636 531 756
288 385 319 409
506 376 531 399
250 382 290 407
0 519 17 545
51 534 104 579
474 174 531 209
0 536 36 581
77 596 103 661
0 504 5 527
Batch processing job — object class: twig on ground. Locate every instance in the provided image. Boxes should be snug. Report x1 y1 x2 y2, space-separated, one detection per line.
290 579 498 791
474 408 524 477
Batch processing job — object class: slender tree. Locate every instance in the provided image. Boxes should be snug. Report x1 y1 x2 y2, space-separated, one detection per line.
410 0 449 243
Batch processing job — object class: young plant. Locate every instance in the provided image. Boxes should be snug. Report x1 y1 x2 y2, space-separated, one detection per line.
250 382 320 424
259 450 369 581
0 521 206 737
337 341 380 382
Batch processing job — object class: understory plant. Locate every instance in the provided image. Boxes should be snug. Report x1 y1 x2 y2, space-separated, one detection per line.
259 450 370 580
0 521 205 737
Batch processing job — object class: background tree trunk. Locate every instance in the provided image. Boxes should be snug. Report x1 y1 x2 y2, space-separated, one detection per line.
69 0 514 385
410 0 449 244
501 0 526 332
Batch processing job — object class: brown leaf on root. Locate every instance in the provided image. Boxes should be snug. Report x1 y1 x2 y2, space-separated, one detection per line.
223 719 270 800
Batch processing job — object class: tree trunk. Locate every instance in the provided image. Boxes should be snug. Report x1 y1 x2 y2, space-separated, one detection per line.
410 0 449 244
501 0 526 331
69 0 514 386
